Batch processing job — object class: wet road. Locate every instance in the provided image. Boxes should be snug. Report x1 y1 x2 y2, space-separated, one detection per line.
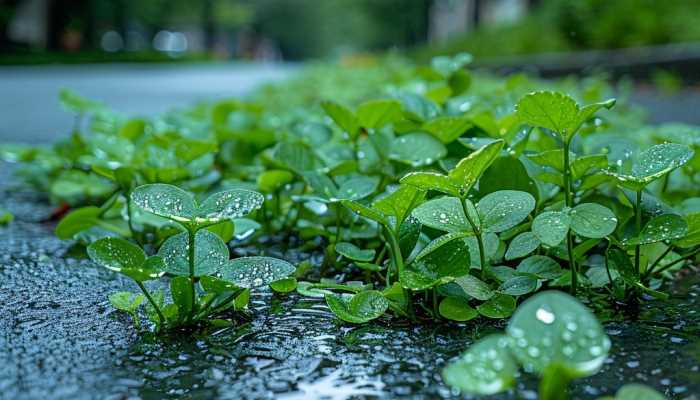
0 62 295 144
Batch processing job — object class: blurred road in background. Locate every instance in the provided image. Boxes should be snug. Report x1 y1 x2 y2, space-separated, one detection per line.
0 63 295 144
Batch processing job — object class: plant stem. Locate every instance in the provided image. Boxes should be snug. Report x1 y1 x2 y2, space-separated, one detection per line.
386 227 414 319
125 191 141 245
634 190 643 280
651 247 700 277
136 281 165 327
563 140 578 295
459 197 488 279
334 203 342 246
642 245 674 280
187 226 197 322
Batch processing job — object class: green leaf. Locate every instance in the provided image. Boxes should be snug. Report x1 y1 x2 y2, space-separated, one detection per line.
571 154 608 180
170 276 193 318
439 297 478 321
356 99 402 129
337 176 379 201
527 149 565 172
626 214 688 245
516 255 562 280
55 206 101 240
421 116 472 143
335 242 375 262
532 211 571 247
400 171 461 197
498 275 537 296
273 141 319 174
158 230 229 277
341 200 390 229
614 384 666 400
477 190 535 233
257 169 294 193
506 290 610 378
401 232 471 290
569 203 618 239
88 237 165 282
449 140 504 195
607 143 694 190
109 291 144 312
505 232 540 260
325 290 389 324
131 184 196 222
477 294 516 319
196 189 264 222
321 100 359 139
373 184 425 228
479 156 539 202
222 256 295 288
390 132 446 167
200 276 241 294
270 277 298 293
452 274 494 301
398 215 421 257
412 196 473 233
442 334 517 395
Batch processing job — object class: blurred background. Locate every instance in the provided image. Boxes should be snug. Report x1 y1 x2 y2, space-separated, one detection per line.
2 0 700 142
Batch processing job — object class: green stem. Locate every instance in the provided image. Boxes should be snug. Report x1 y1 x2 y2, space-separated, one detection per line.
136 281 165 327
187 226 197 322
386 227 413 319
634 190 643 280
334 203 342 246
563 140 577 295
194 291 241 320
651 247 700 277
642 244 674 280
459 197 488 279
98 190 122 217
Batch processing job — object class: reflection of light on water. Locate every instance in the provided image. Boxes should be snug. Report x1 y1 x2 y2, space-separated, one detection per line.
279 369 385 400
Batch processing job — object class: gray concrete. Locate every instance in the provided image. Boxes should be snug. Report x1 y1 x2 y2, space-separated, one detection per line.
0 62 296 144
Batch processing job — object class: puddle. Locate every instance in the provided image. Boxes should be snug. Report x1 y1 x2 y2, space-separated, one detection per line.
1 164 699 399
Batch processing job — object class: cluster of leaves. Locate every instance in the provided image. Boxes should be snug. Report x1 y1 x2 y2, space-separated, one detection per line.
1 55 699 332
443 290 666 400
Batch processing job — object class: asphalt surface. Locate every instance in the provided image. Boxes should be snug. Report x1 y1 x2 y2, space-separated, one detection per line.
0 62 296 144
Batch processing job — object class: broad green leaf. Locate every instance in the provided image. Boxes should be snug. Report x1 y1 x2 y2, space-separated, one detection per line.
196 189 264 222
465 232 500 268
607 143 694 190
506 291 611 378
439 297 478 321
421 116 471 143
516 255 562 280
337 176 379 201
390 132 446 167
335 242 375 262
273 141 319 173
373 184 425 228
341 200 390 228
398 215 421 257
270 277 298 293
571 154 608 180
200 276 241 294
400 171 461 197
158 230 229 277
401 232 470 290
56 206 101 240
477 294 516 319
222 256 295 288
499 275 537 296
109 291 144 312
442 334 517 395
676 212 700 247
412 196 473 233
356 99 402 129
626 214 688 245
505 232 540 260
257 169 294 193
527 149 565 172
325 290 389 324
532 211 571 247
170 276 193 317
131 184 196 222
569 203 618 239
206 220 235 242
321 100 359 139
479 156 539 202
449 140 504 195
452 274 494 301
614 384 666 400
477 190 535 233
88 237 165 281
303 171 339 201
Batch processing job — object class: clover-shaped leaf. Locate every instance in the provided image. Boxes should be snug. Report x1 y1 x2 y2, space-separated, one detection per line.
569 203 618 239
335 242 375 262
505 232 540 260
325 290 389 324
88 237 165 282
196 189 264 222
477 294 516 318
439 297 478 321
158 230 229 277
506 291 610 378
476 190 535 233
533 210 571 247
625 214 688 245
606 143 694 191
412 196 474 233
516 256 562 280
443 334 517 395
499 275 538 296
131 184 196 222
451 274 494 301
222 256 295 288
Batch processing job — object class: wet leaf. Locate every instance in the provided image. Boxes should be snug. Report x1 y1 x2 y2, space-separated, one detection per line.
606 143 694 190
373 184 425 228
109 291 144 312
439 297 478 321
321 100 358 139
158 230 229 277
401 232 471 290
270 277 298 293
390 132 446 167
356 99 402 129
170 276 193 317
505 232 540 260
257 169 294 193
197 189 264 222
442 334 517 395
325 290 389 323
400 171 461 197
626 214 688 245
341 200 390 229
532 211 571 247
337 176 379 201
516 256 562 280
569 203 617 239
449 140 504 195
506 291 610 378
335 242 375 262
56 206 101 240
452 274 494 301
88 237 165 281
131 183 196 222
412 196 473 233
421 116 472 143
222 256 295 288
499 275 537 296
477 190 535 233
477 294 516 319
